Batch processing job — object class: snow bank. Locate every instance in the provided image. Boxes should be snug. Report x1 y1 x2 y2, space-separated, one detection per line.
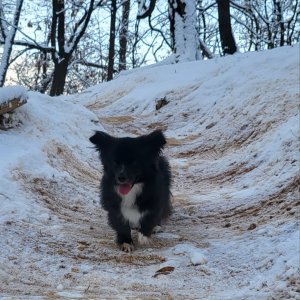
0 85 28 104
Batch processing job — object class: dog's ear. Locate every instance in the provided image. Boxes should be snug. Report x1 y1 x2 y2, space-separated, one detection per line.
89 131 113 150
144 130 166 154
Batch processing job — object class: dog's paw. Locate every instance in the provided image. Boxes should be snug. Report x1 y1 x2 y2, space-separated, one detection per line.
120 242 134 253
137 232 153 246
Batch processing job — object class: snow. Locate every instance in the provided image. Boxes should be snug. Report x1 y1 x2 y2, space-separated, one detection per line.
189 250 207 266
0 45 299 299
137 0 146 17
0 85 28 104
168 243 208 266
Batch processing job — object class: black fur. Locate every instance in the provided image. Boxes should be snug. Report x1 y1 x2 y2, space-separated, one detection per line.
90 130 172 251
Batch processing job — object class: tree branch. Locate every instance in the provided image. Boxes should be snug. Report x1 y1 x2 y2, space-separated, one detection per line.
148 13 171 48
69 0 95 55
137 0 157 19
0 38 55 53
56 0 66 55
0 0 8 38
72 59 107 69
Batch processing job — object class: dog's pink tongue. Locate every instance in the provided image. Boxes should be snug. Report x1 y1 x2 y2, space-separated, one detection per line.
118 184 132 195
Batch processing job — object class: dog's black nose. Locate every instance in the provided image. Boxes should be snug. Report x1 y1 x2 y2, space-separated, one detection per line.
117 175 126 183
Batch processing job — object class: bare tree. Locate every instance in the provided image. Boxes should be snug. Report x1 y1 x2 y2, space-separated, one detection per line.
230 0 299 51
169 0 201 61
119 0 130 71
216 0 237 55
1 0 102 95
49 0 99 95
138 0 201 62
0 0 23 86
6 0 170 93
107 0 117 81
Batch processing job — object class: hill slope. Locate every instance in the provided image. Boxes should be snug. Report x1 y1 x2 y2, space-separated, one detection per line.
0 45 299 299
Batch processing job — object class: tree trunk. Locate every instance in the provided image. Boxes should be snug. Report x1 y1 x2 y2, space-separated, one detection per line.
49 57 69 96
168 0 201 62
119 0 130 72
48 0 96 95
169 0 185 52
274 0 285 47
216 0 237 55
107 0 117 81
0 33 14 87
0 0 24 86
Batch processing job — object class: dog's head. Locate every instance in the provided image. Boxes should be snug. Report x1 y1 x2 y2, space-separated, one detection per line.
90 130 166 195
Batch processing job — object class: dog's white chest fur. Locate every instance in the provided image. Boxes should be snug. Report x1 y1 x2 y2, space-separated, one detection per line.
119 183 144 228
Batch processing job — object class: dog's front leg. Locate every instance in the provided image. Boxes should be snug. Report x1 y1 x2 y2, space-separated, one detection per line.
107 211 134 252
138 212 159 246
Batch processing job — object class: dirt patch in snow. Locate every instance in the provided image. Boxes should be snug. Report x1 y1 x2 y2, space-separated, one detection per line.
184 177 300 231
45 141 101 185
99 115 135 125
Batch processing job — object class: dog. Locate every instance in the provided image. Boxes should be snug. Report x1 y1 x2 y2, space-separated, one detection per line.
89 130 172 252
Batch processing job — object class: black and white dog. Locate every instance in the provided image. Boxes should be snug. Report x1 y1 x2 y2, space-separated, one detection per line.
90 130 172 252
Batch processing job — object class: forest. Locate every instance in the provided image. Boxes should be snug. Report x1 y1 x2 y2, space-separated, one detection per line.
0 0 299 96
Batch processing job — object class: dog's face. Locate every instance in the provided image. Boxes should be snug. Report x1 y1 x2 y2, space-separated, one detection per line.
90 130 166 195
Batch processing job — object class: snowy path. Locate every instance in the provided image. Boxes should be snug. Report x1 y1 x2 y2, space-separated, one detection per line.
0 46 299 299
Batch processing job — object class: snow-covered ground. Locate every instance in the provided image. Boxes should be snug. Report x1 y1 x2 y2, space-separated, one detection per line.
0 45 299 299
